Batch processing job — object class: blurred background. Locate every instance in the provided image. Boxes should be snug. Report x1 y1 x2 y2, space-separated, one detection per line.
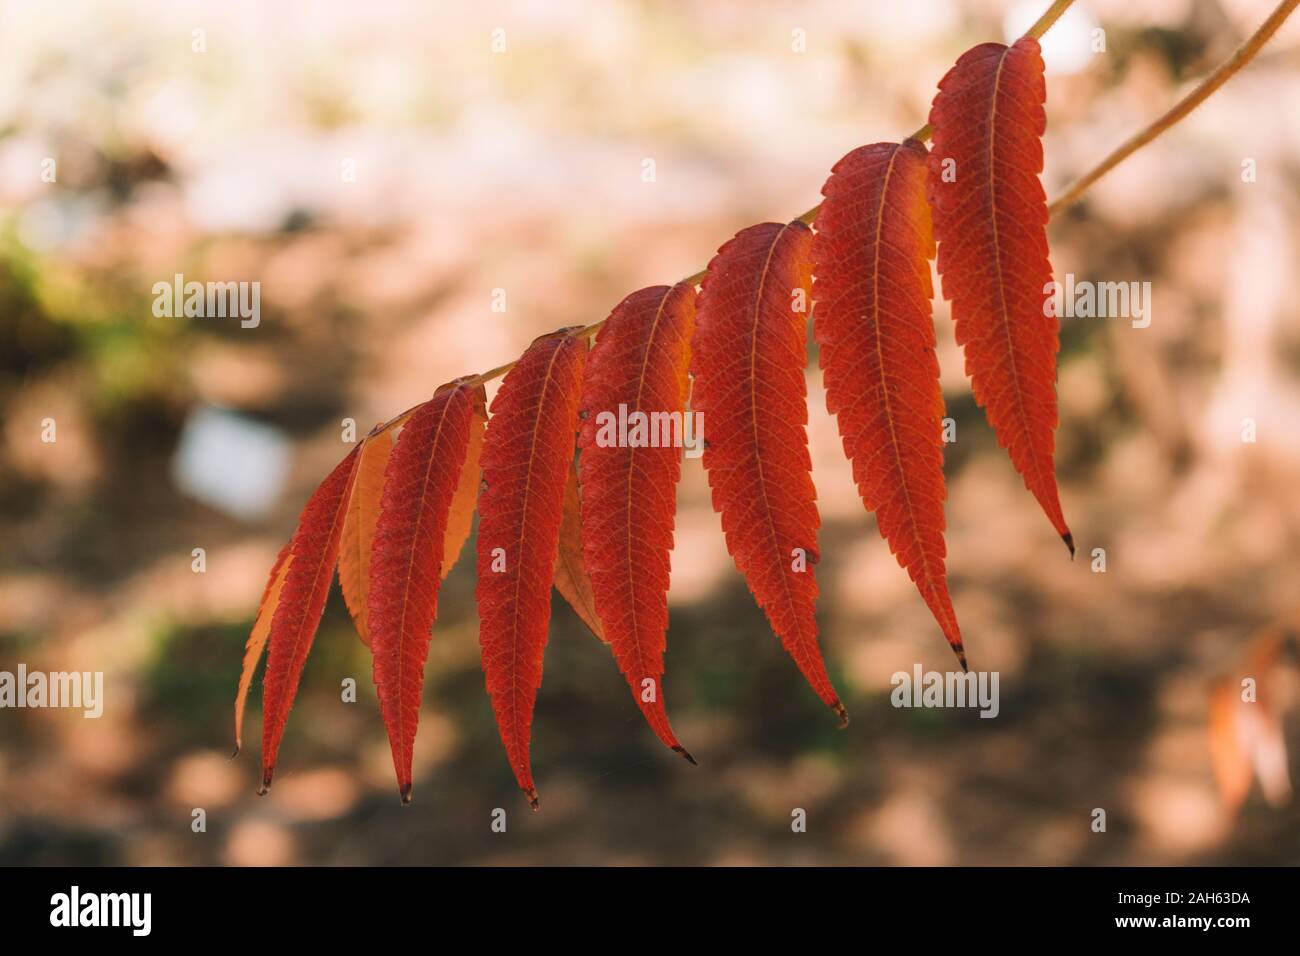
2 0 1299 865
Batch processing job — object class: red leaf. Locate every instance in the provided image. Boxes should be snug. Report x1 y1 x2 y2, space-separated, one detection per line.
476 329 589 808
693 221 846 724
927 37 1072 552
234 541 291 754
553 459 605 642
260 446 361 792
368 379 487 802
338 430 393 647
578 284 696 761
813 140 966 668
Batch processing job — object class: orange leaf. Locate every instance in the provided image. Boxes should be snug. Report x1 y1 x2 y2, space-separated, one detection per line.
368 379 486 801
578 284 696 759
338 430 393 647
233 541 291 754
440 393 488 582
693 221 846 724
1208 679 1253 815
927 37 1072 553
476 329 589 808
553 459 605 642
813 140 966 669
1209 630 1293 814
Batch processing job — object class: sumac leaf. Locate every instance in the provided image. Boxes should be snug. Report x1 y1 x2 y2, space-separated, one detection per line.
234 541 291 754
814 140 966 668
338 430 393 647
693 221 846 724
1209 629 1293 814
476 329 589 808
578 284 696 760
553 459 605 642
439 391 488 581
260 446 361 792
927 37 1072 552
368 379 487 802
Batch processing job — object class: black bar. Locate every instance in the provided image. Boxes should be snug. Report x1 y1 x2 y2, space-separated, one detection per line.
0 866 1285 941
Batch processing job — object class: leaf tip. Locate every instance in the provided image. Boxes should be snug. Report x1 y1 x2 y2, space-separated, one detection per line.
833 702 850 729
399 783 413 805
526 788 540 812
673 745 698 766
1062 530 1076 559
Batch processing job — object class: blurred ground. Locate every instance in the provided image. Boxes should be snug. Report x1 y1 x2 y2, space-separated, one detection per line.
2 0 1299 865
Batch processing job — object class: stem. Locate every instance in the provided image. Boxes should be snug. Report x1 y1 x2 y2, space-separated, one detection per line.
444 0 1288 389
1048 0 1298 215
775 2 1072 230
1026 0 1077 40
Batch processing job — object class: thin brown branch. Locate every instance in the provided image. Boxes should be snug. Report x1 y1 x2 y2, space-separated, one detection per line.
1050 0 1294 214
760 3 1073 230
1026 0 1077 41
1049 0 1298 215
448 0 1288 388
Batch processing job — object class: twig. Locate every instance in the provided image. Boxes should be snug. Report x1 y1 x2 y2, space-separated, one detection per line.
436 0 1291 390
1048 0 1298 214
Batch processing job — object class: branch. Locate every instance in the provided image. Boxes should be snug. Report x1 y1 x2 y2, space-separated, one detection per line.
438 0 1288 398
1048 0 1299 214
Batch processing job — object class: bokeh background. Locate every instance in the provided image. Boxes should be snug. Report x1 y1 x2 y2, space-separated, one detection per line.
2 0 1299 865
